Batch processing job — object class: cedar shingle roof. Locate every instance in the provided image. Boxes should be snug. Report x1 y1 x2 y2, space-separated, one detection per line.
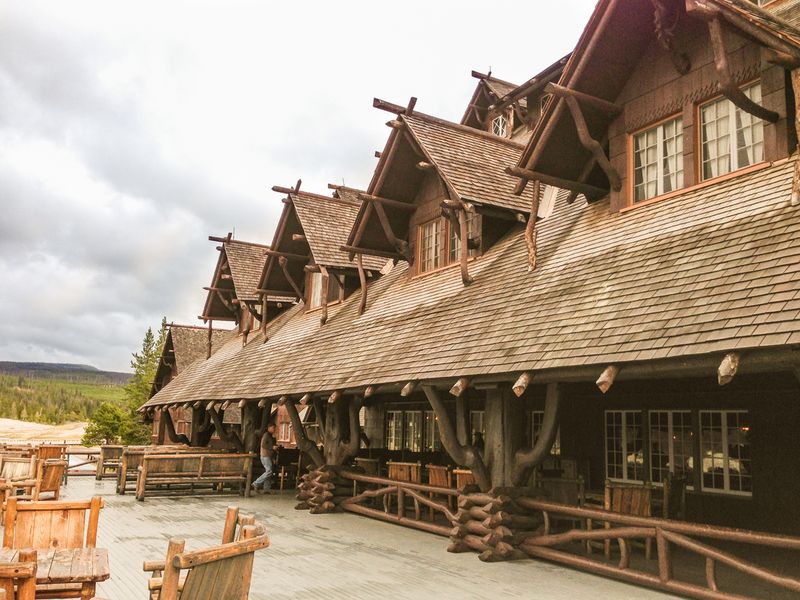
145 158 800 406
482 77 525 107
170 325 232 373
402 113 530 213
224 239 269 302
290 190 385 271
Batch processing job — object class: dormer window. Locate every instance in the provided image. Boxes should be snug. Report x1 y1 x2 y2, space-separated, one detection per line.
418 214 482 275
700 83 764 181
307 271 342 309
632 116 684 202
491 114 509 137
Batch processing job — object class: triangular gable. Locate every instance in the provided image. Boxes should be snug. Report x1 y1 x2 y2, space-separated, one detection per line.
513 0 800 198
461 72 523 129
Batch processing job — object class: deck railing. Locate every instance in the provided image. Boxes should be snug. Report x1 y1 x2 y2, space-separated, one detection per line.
339 468 459 537
516 497 800 600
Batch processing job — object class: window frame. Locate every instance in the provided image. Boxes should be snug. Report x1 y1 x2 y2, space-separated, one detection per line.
648 410 694 488
630 113 685 203
530 410 561 456
305 270 343 311
699 410 752 497
604 410 645 483
416 214 482 276
491 113 509 138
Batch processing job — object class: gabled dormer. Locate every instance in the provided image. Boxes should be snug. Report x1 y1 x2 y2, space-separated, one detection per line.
510 0 800 213
257 183 385 324
201 234 292 342
347 100 555 285
461 57 569 143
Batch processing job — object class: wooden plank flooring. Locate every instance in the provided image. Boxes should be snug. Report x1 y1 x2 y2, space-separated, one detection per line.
62 477 675 599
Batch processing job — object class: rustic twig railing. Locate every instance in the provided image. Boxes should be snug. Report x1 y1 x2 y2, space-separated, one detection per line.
339 468 459 536
516 498 800 600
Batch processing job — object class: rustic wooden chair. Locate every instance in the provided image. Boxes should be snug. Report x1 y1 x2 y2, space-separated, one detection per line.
425 464 452 519
386 461 420 512
587 480 652 559
3 496 104 599
662 473 687 520
36 444 67 462
144 506 257 600
538 476 585 532
157 524 269 600
453 468 475 490
0 457 37 485
12 459 67 501
96 445 124 480
0 549 37 600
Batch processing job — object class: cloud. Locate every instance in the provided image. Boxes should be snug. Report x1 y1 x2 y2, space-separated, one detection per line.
0 0 593 370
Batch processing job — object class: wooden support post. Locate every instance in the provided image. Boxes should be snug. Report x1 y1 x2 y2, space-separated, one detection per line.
512 372 532 397
562 94 621 191
458 208 473 285
206 319 213 359
356 253 368 315
260 295 269 342
707 17 779 123
544 82 622 116
357 192 418 212
596 365 620 394
278 256 304 301
717 352 740 386
792 69 800 207
372 200 411 260
505 166 608 201
512 382 561 485
525 180 541 271
449 377 470 398
319 265 330 325
651 0 691 75
284 399 324 467
161 408 190 445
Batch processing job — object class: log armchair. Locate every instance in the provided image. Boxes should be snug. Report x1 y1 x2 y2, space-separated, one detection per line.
0 549 37 600
11 459 67 502
143 506 259 600
157 524 269 600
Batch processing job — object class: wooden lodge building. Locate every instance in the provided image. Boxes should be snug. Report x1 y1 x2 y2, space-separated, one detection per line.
143 0 800 595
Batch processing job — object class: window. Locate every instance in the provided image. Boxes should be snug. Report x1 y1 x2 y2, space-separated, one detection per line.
403 411 423 452
491 114 508 137
424 411 442 452
700 411 751 495
387 411 403 451
277 421 292 443
700 83 764 180
649 411 693 485
448 212 481 263
419 218 444 273
418 215 482 275
605 411 645 482
470 410 484 438
530 411 561 456
632 116 684 202
307 271 342 309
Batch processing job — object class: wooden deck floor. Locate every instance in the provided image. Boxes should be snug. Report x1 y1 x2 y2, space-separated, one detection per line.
60 477 678 599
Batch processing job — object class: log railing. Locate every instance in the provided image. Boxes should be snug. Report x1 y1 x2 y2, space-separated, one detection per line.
339 468 459 537
516 497 800 600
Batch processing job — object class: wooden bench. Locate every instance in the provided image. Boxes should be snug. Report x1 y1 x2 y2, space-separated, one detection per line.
157 523 269 600
117 446 226 494
143 506 259 600
95 445 124 481
4 496 104 599
135 453 255 501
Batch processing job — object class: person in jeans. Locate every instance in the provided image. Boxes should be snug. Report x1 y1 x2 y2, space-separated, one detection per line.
252 424 276 494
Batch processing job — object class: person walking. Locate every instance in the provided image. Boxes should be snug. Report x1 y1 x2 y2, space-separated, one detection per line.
252 424 276 494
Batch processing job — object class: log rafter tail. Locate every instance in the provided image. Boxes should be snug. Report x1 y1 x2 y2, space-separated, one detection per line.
511 382 561 486
422 385 491 492
596 364 620 394
285 398 324 467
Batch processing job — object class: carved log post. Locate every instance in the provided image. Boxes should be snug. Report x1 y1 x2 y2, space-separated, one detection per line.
284 398 324 467
512 383 561 486
208 406 244 452
161 408 190 446
241 401 261 455
156 409 167 445
190 406 213 447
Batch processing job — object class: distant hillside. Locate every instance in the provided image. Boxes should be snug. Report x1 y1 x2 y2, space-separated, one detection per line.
0 362 130 385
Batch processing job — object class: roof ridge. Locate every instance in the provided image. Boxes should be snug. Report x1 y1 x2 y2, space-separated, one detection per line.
221 238 271 249
400 111 525 149
291 189 361 207
167 323 221 331
471 70 520 89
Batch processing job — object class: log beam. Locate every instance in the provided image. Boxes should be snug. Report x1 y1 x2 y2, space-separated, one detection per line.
340 245 404 261
358 192 418 212
525 179 541 271
371 200 412 260
512 372 532 397
356 254 368 315
596 365 620 394
544 83 622 116
401 381 418 397
449 377 470 398
458 207 474 285
278 256 304 301
319 265 330 326
512 382 561 485
264 249 309 261
505 166 608 201
717 352 740 386
561 94 622 190
285 399 324 467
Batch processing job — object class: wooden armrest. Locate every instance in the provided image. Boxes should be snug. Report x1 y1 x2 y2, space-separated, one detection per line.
148 576 185 591
143 560 165 572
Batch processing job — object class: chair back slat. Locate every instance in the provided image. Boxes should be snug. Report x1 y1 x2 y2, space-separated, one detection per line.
180 553 251 600
605 480 651 517
426 465 450 488
387 461 421 483
39 460 66 496
0 457 36 481
4 497 102 549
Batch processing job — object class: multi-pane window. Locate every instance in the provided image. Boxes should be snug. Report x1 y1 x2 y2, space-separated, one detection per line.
700 411 751 495
448 212 481 263
419 215 481 275
649 411 693 485
530 410 561 456
277 422 292 443
387 411 403 451
307 271 342 309
492 114 508 137
419 219 443 273
403 411 423 452
700 83 764 180
605 411 645 482
424 410 442 452
633 116 684 202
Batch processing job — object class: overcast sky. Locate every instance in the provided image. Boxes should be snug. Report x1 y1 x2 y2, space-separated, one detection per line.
0 0 596 372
